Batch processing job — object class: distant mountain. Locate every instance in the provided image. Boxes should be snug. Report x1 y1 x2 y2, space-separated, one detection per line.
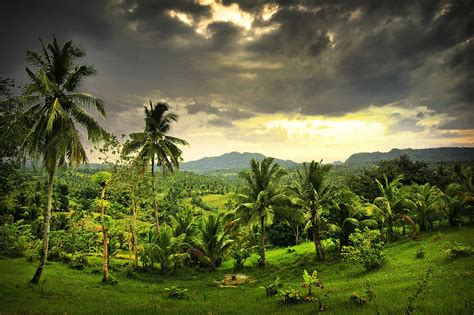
182 151 299 172
344 147 474 165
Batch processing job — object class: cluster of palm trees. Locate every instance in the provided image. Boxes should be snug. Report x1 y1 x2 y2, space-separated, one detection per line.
17 36 473 283
232 158 473 267
19 37 188 283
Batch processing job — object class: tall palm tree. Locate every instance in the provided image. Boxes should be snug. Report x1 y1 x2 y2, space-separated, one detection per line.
122 101 188 235
289 160 333 260
235 157 287 266
20 36 108 284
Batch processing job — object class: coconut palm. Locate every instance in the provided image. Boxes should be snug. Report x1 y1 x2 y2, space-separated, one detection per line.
444 167 474 226
122 101 188 235
288 160 333 260
193 213 233 268
235 157 287 266
371 175 415 241
410 183 446 231
147 224 185 273
326 187 374 252
20 36 108 284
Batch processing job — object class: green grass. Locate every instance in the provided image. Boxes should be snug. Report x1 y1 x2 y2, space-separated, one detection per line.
1 227 474 314
183 193 232 212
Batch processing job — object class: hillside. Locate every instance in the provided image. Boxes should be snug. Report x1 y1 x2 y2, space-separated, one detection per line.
1 228 473 314
345 147 474 165
182 151 299 172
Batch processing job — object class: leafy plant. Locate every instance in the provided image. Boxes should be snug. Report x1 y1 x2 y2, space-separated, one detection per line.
193 213 233 268
281 288 304 304
301 269 327 310
164 285 188 299
445 242 472 259
302 270 323 296
231 237 252 270
350 292 366 305
262 276 281 296
405 267 433 314
416 246 425 259
68 253 88 270
342 228 385 271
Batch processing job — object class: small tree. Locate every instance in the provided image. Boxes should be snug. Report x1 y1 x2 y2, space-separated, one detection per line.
92 171 112 283
342 228 385 271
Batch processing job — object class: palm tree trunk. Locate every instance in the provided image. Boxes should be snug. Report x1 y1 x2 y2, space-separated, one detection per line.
30 169 55 284
132 198 138 268
387 216 393 242
100 185 109 283
311 209 325 260
151 156 160 235
259 216 267 267
127 220 132 261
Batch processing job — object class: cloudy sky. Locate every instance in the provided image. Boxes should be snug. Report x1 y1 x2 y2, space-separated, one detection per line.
1 0 473 162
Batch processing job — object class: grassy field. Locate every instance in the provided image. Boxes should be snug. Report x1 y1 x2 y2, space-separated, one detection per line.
1 227 473 314
183 193 232 211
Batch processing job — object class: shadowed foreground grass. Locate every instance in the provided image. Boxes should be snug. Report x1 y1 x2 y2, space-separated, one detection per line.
0 227 473 314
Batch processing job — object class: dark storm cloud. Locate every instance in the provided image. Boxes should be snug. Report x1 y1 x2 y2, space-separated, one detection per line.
1 0 473 134
388 118 424 134
186 101 252 127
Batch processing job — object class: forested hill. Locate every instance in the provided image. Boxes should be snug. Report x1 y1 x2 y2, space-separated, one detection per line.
181 151 299 172
345 147 474 165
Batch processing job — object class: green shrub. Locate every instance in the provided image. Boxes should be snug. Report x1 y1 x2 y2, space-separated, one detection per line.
281 288 304 304
301 270 327 310
445 242 472 259
262 277 281 296
267 223 296 247
69 254 88 270
164 285 188 299
350 292 366 305
342 228 385 271
0 219 32 257
416 246 425 259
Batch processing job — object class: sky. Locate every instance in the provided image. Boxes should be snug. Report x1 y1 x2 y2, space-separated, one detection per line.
1 0 473 163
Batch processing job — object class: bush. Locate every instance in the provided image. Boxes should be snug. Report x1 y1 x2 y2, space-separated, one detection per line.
416 246 425 259
267 223 296 247
342 228 385 271
281 288 304 304
445 242 472 259
69 253 88 270
350 292 366 305
262 277 281 296
164 285 188 299
0 219 32 257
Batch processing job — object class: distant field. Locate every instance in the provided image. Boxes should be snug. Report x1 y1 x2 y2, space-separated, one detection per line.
1 227 473 314
183 193 233 211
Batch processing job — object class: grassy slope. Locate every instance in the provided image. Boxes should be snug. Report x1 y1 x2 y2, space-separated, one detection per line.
1 227 473 314
183 194 232 212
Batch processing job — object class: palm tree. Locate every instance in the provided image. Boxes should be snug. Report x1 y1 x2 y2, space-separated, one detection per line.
410 183 446 231
122 101 188 235
193 213 233 268
326 187 372 252
20 36 108 284
371 175 414 241
289 160 333 260
236 157 287 266
147 224 185 273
